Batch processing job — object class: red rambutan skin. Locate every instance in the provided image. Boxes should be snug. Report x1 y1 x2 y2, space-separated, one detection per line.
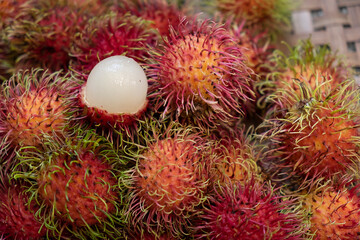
194 180 304 240
148 18 254 129
0 182 46 240
70 12 155 77
128 130 213 237
38 151 117 227
78 85 149 135
0 69 75 149
303 183 360 239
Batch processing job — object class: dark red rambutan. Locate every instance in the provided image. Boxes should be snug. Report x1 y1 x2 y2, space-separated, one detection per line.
215 0 292 37
148 17 254 129
14 128 129 239
70 12 156 77
259 79 360 183
127 122 214 238
0 179 47 240
116 0 186 39
5 4 88 73
193 180 305 239
301 180 360 239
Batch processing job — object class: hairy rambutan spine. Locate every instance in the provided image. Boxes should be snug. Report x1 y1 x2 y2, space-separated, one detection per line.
193 179 306 239
0 69 77 151
300 179 360 239
215 0 292 38
11 128 129 239
265 40 351 105
148 17 254 129
4 3 88 73
126 120 216 238
259 79 360 184
115 0 186 39
70 12 155 77
211 126 262 185
0 176 47 240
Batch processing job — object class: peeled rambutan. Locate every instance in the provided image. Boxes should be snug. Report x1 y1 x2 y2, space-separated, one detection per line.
70 12 155 77
5 3 88 73
13 128 128 239
301 181 360 239
215 0 292 37
0 69 76 150
75 55 149 137
193 179 305 239
0 178 47 240
127 122 215 238
148 17 254 129
259 79 360 182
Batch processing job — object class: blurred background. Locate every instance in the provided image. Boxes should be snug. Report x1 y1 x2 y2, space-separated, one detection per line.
288 0 360 80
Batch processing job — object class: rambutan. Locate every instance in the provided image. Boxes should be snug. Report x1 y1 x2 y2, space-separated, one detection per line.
127 122 215 238
301 181 360 239
230 23 273 79
0 69 76 150
0 178 47 239
70 12 155 77
115 0 186 39
264 40 352 110
39 0 110 16
148 17 254 129
259 79 360 183
211 127 262 185
13 128 128 239
0 0 34 80
215 0 292 37
5 3 88 73
193 180 305 239
228 22 275 123
0 0 33 30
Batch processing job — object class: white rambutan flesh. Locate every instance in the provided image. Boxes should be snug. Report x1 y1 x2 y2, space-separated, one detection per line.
83 55 148 114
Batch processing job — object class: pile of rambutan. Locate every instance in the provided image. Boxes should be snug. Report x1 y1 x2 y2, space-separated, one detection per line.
1 0 360 239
